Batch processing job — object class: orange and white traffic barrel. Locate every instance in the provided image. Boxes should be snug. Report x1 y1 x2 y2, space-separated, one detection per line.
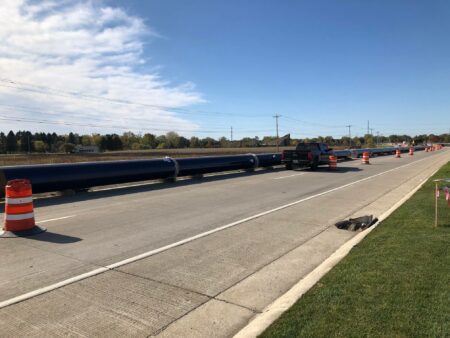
409 147 414 156
425 147 429 152
328 155 337 171
395 149 401 158
1 179 45 238
362 152 370 164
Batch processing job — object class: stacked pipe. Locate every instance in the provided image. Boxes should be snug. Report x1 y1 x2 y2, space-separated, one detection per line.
0 153 282 197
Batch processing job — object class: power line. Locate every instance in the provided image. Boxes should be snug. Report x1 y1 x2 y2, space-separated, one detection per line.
0 78 265 119
0 113 275 135
0 103 277 134
0 103 234 131
281 115 347 129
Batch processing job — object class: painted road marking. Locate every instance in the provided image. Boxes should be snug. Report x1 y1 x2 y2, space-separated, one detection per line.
39 215 77 223
0 154 438 309
234 164 443 338
274 173 305 180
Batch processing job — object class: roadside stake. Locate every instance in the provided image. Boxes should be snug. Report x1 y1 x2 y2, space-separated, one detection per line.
0 153 444 309
233 163 444 338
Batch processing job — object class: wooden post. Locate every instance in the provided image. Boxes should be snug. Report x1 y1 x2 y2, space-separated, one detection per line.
435 181 439 228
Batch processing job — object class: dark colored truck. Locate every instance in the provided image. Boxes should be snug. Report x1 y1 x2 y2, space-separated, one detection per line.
282 143 333 170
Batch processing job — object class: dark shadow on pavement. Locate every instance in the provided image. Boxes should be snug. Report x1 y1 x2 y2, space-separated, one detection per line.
290 166 362 174
27 231 82 244
0 167 286 210
316 166 363 173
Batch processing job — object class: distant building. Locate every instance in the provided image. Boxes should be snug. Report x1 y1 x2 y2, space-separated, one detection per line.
71 146 100 154
264 134 291 147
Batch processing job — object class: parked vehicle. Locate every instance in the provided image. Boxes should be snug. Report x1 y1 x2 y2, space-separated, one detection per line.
282 143 333 170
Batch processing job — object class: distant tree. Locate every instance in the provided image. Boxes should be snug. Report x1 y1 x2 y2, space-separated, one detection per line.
443 134 450 143
190 136 201 148
19 131 33 152
120 132 139 150
6 131 17 153
166 132 180 148
156 135 167 147
202 137 217 148
178 136 190 148
219 137 229 148
81 135 94 146
111 134 123 150
141 133 157 148
92 134 103 149
156 142 167 149
55 140 65 153
324 136 335 146
62 143 75 153
33 140 47 153
364 134 375 147
67 132 77 145
131 142 145 150
0 132 6 153
102 134 123 151
352 136 362 148
340 136 350 147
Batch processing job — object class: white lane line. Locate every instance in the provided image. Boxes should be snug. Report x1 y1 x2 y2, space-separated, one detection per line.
0 155 435 309
273 173 305 180
233 164 443 338
39 215 77 224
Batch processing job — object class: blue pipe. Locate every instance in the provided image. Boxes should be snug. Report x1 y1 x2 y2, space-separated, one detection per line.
0 153 282 196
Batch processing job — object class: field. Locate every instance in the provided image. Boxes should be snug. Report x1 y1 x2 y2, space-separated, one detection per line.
0 147 293 166
261 161 450 338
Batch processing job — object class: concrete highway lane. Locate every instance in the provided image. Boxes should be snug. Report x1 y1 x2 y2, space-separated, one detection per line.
1 149 449 337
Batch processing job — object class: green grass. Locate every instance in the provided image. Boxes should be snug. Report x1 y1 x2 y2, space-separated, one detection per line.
261 162 450 338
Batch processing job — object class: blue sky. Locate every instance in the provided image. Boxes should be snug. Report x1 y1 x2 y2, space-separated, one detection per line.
1 0 449 139
112 0 450 138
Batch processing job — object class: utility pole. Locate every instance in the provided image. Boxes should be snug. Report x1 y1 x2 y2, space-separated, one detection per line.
346 125 352 148
376 131 380 146
370 128 374 135
273 114 281 151
367 120 370 135
230 126 233 142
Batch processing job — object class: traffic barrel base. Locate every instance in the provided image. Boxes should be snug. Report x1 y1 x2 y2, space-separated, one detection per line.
1 179 46 238
0 225 46 238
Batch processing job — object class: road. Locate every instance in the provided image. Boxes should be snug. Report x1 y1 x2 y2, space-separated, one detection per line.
1 149 449 337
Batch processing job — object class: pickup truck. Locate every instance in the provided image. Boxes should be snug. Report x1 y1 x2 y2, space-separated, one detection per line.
282 142 333 170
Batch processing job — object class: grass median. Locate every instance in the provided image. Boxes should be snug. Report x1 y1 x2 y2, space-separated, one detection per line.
261 161 450 338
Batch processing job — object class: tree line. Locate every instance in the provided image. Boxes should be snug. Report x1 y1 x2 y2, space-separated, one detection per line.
0 130 448 154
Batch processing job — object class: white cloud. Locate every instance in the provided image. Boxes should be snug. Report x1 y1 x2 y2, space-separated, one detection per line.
0 0 203 135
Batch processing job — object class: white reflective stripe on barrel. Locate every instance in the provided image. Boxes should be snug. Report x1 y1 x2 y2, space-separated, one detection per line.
5 197 33 205
5 212 34 221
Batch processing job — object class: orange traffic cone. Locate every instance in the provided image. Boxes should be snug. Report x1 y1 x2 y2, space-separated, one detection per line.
395 149 401 158
362 152 370 164
409 147 414 156
328 155 337 171
0 179 46 238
